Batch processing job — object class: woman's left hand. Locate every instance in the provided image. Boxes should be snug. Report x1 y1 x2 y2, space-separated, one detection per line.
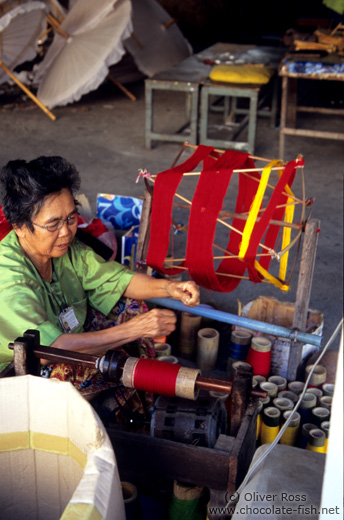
166 280 200 307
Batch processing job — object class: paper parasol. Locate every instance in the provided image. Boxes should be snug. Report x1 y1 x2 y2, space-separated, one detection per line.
35 0 132 108
0 1 48 85
124 0 192 77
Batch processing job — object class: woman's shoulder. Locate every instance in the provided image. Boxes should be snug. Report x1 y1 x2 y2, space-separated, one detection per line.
0 230 40 289
0 230 25 265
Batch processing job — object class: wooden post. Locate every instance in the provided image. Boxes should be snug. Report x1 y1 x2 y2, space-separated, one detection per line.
136 187 153 269
230 364 253 437
12 330 41 376
287 219 320 381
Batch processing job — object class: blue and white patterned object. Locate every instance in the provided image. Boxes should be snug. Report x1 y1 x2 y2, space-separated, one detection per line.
96 193 143 230
285 60 344 75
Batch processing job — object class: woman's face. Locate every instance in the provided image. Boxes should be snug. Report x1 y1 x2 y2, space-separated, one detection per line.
16 189 78 262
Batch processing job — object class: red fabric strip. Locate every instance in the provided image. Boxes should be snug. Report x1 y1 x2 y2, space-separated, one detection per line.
186 150 256 291
146 145 213 275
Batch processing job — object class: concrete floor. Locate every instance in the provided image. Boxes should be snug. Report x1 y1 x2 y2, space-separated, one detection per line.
0 78 343 351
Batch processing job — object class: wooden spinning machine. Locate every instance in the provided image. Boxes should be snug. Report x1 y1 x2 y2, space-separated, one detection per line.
136 143 320 381
137 142 312 290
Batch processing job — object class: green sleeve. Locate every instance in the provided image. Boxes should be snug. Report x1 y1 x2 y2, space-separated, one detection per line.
68 240 136 316
0 282 63 366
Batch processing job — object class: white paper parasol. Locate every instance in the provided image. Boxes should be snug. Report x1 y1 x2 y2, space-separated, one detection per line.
0 1 48 85
124 0 192 78
35 0 132 108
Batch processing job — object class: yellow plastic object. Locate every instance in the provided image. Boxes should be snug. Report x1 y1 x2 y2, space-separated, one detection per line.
209 65 274 84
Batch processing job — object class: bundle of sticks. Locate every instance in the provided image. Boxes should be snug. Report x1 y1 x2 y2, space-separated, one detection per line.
293 23 344 55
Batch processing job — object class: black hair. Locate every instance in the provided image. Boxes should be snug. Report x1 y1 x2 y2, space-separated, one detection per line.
0 156 81 231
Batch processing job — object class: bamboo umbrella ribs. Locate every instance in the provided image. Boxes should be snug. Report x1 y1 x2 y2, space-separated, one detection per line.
0 2 56 120
123 0 192 78
34 0 133 109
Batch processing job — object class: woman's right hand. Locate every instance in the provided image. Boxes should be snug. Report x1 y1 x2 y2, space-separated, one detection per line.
129 308 177 339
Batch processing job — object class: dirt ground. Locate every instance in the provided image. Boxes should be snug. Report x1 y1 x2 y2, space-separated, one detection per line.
0 78 343 351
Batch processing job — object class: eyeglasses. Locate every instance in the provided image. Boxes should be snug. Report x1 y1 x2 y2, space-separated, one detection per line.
32 210 79 232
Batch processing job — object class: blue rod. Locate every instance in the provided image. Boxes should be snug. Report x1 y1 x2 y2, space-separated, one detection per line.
147 298 322 348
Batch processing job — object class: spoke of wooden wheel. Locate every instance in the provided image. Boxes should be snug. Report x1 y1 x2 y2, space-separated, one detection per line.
147 177 277 256
149 168 303 204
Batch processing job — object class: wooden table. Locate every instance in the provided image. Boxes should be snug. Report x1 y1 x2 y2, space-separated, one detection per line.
145 43 281 150
279 54 344 159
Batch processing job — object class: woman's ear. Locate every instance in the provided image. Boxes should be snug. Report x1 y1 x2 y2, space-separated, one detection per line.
12 224 26 239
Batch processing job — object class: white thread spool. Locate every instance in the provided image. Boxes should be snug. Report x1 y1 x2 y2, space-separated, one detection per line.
196 328 220 371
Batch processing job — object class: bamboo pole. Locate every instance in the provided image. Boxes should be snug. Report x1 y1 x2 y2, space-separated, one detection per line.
107 73 137 101
0 61 56 121
184 142 272 162
149 167 303 204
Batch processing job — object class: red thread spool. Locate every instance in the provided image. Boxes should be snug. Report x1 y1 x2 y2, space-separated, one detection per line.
132 358 180 396
246 337 271 378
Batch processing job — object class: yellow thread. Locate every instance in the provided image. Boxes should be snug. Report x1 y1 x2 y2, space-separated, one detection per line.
254 261 289 291
239 160 280 258
306 443 326 453
280 425 299 446
260 424 280 444
256 414 262 440
324 438 328 453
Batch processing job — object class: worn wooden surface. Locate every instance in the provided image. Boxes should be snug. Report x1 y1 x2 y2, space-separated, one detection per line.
287 219 320 381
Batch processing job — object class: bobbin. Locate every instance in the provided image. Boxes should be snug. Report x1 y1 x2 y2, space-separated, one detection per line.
122 357 201 400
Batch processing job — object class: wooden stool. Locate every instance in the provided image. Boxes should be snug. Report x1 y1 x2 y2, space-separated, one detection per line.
199 76 278 154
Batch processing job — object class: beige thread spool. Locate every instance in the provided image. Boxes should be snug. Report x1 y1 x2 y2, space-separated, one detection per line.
196 328 220 371
288 381 305 395
268 375 287 392
305 364 327 387
157 355 179 364
179 312 202 358
322 383 334 397
307 387 323 405
279 390 298 403
154 343 172 357
260 381 278 398
319 396 332 410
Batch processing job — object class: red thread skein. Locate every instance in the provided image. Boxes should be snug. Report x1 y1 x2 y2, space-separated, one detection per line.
246 336 272 378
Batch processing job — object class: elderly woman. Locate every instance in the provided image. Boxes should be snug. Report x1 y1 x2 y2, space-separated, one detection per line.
0 156 199 406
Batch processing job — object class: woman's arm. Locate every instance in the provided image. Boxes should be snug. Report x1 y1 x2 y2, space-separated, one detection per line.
48 307 177 358
123 273 200 306
47 275 200 361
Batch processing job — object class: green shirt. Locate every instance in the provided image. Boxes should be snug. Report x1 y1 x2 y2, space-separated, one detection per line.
0 230 135 371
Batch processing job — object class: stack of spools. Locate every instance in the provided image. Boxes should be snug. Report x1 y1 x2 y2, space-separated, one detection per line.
227 330 272 380
225 325 334 454
255 363 333 453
